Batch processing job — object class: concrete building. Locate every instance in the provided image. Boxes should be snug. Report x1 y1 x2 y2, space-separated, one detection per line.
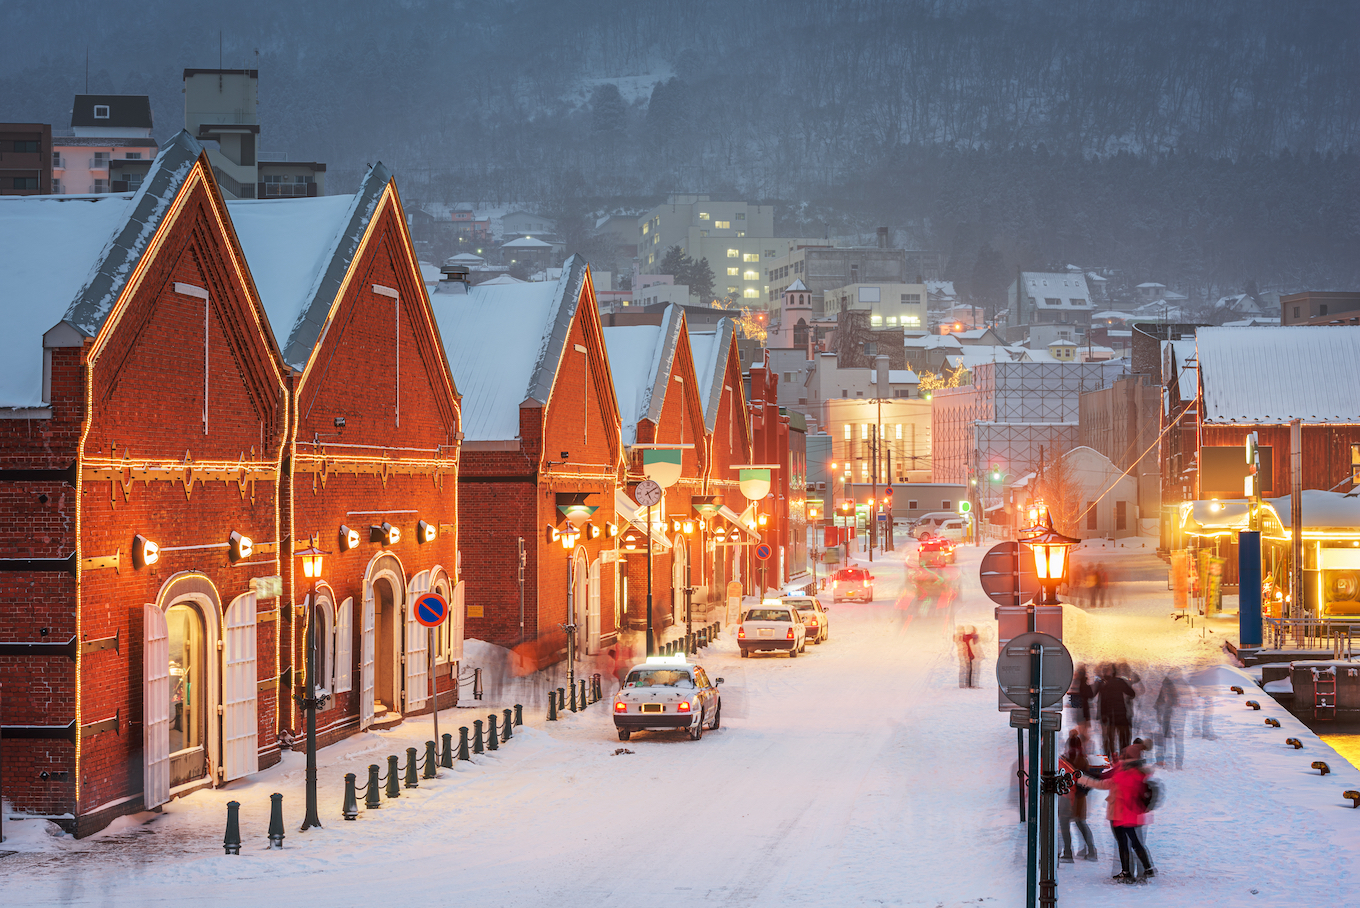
637 193 818 303
0 123 52 195
765 235 913 316
821 281 927 331
1061 446 1140 538
183 69 326 199
1280 290 1360 326
50 95 158 195
1079 372 1161 522
823 397 933 485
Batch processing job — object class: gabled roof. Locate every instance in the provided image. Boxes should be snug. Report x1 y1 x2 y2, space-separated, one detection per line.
687 318 737 431
502 236 552 249
1197 326 1360 424
228 165 389 370
0 130 201 408
433 255 588 441
1020 272 1091 306
71 94 153 129
786 278 808 292
603 304 685 446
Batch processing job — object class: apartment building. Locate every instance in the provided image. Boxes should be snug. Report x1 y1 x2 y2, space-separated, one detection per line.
50 96 158 195
0 123 52 195
764 235 912 317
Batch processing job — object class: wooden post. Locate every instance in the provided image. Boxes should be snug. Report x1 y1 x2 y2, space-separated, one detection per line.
1290 419 1303 623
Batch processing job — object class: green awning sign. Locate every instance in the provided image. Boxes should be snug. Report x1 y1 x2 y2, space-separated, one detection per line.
643 448 683 487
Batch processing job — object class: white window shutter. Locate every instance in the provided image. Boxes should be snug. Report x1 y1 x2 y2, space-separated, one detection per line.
404 571 430 711
587 559 601 655
334 597 353 693
449 581 465 663
221 593 259 782
359 582 375 730
143 604 170 809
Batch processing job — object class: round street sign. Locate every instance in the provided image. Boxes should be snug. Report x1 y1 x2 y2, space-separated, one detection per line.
635 479 663 507
978 542 1039 607
755 543 772 561
414 592 450 628
995 632 1073 710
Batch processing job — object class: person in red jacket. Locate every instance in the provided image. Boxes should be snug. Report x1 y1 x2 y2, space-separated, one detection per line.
1077 743 1157 883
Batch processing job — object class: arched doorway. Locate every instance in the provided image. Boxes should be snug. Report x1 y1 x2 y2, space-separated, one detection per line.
360 553 406 728
166 602 208 789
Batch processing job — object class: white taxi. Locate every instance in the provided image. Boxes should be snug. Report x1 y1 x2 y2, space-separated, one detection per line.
612 655 723 742
737 602 807 657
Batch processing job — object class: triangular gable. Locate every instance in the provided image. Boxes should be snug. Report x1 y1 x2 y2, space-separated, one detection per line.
539 264 623 465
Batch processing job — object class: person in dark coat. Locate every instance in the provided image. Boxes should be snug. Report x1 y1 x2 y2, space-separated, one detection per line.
1097 665 1136 759
1069 664 1095 742
1057 731 1097 862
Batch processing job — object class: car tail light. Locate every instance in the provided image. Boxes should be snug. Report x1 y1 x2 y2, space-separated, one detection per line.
738 627 746 639
786 627 795 639
677 701 691 712
833 580 838 588
614 700 627 712
806 617 818 626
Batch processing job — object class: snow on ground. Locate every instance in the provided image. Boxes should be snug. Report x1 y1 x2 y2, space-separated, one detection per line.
3 538 1358 906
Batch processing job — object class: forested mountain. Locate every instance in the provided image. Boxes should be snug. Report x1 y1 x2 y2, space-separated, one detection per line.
4 0 1356 296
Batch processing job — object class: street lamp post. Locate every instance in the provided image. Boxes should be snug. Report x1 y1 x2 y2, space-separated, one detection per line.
296 542 329 832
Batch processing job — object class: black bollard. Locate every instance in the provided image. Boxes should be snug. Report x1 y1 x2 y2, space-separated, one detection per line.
548 690 557 721
473 719 485 754
424 741 438 779
514 703 523 726
386 754 401 798
458 726 471 761
441 733 454 768
570 680 578 713
580 679 587 708
365 764 382 809
404 747 420 788
487 714 500 751
224 800 242 854
592 675 602 702
557 687 566 712
503 708 514 741
342 773 360 821
267 793 285 848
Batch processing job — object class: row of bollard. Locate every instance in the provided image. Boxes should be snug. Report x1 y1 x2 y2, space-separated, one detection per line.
547 674 604 721
224 704 525 850
657 621 721 659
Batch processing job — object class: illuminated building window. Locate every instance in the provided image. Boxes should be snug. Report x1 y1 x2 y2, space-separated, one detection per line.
728 267 739 276
844 424 851 439
744 253 759 262
744 270 759 281
727 286 739 294
862 465 869 479
871 315 883 326
887 316 897 325
653 234 660 244
716 220 730 229
648 254 654 264
737 231 745 237
727 248 739 258
896 424 903 439
700 230 709 237
642 223 650 235
699 212 710 220
743 288 759 298
903 316 921 327
861 424 869 440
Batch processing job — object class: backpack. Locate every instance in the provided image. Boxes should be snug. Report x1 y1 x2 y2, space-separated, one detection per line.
1138 776 1163 812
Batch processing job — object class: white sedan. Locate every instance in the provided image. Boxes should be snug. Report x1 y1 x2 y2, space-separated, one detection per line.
737 603 807 657
612 655 723 741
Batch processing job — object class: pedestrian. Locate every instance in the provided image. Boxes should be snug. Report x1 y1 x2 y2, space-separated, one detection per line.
1096 664 1135 759
956 625 981 688
1069 664 1095 742
1057 731 1097 863
1077 744 1157 883
1154 670 1185 769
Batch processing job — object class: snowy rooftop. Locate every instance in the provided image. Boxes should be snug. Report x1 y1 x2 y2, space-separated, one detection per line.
1020 271 1091 307
687 320 736 430
786 278 808 292
1162 339 1198 401
604 305 684 445
888 369 918 383
228 192 366 370
1266 490 1360 530
502 236 552 249
1197 326 1360 424
0 130 201 408
433 256 587 441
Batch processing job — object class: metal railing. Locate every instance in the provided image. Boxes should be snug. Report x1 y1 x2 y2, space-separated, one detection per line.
1264 617 1356 658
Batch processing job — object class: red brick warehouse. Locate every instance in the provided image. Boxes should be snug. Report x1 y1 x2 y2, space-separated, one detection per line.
229 163 462 743
605 305 729 653
0 132 289 835
434 258 623 670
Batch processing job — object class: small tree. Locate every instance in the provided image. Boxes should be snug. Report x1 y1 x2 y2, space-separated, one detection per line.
1032 447 1084 539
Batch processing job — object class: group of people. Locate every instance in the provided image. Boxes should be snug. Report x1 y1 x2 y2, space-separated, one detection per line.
1065 561 1115 608
1056 662 1192 884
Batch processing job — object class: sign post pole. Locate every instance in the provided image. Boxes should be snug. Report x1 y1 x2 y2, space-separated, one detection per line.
1027 642 1042 908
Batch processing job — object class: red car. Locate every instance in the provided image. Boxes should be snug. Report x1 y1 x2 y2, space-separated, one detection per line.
918 535 956 566
831 566 874 602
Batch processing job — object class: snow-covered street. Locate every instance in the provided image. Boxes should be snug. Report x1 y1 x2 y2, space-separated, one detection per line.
4 538 1359 907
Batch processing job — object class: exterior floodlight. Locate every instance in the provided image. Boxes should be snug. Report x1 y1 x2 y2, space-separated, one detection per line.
339 525 360 552
417 520 437 544
370 522 400 546
546 525 562 545
133 534 159 569
586 523 600 540
683 520 695 535
623 530 641 551
229 530 253 563
606 522 619 537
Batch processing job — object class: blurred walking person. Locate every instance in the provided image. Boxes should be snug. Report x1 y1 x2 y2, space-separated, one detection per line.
1155 670 1185 769
1057 731 1097 863
955 625 981 688
1069 664 1095 742
1096 664 1135 759
1077 744 1157 883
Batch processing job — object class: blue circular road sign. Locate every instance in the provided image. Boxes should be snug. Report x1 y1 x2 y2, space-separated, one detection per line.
755 543 772 561
415 592 449 628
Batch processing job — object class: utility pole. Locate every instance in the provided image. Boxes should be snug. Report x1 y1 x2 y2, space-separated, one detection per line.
869 422 877 564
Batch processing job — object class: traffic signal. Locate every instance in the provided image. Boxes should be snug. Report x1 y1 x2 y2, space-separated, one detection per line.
990 467 1001 482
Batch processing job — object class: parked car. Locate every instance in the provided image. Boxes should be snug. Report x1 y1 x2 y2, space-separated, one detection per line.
933 518 968 542
612 655 723 741
738 603 807 657
912 512 960 539
918 535 956 566
831 566 874 603
779 595 830 643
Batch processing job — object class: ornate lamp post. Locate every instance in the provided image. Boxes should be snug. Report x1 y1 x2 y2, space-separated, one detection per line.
296 542 329 832
1019 508 1078 605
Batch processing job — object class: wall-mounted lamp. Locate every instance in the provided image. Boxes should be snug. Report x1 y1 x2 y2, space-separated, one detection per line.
417 520 437 544
229 530 253 563
605 522 619 538
370 522 400 546
339 525 360 552
683 520 695 535
132 534 159 569
546 525 562 545
757 514 768 527
585 523 600 540
299 544 326 579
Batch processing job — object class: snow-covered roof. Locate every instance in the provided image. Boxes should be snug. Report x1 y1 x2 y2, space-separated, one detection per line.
1020 272 1092 307
0 130 201 409
888 369 918 383
1267 491 1360 530
786 278 808 292
433 255 588 441
1161 339 1198 401
925 280 956 297
603 305 684 446
1092 310 1133 320
905 333 963 351
502 236 552 249
1197 326 1360 424
478 274 526 286
687 318 736 431
229 168 386 370
446 252 484 264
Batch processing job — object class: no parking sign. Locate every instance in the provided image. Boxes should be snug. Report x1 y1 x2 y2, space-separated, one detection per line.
414 592 449 627
755 543 772 561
